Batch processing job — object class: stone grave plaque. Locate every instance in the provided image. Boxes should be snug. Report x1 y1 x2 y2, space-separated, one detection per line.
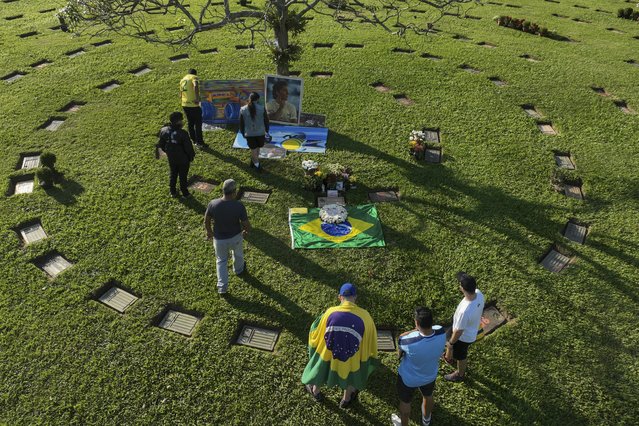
14 180 34 194
606 28 623 34
98 286 138 313
522 105 542 118
241 191 270 204
538 123 557 135
461 65 481 74
564 184 583 200
167 25 184 32
591 86 608 96
377 329 396 352
480 306 506 335
99 81 120 92
31 60 52 69
424 129 440 143
574 3 588 8
369 191 399 203
391 47 415 54
410 8 426 13
564 221 587 244
199 48 218 54
5 14 24 20
42 118 65 131
59 102 84 113
311 71 333 78
2 71 25 83
552 13 568 18
371 82 391 93
317 196 345 208
465 15 481 20
614 101 635 114
393 94 414 106
626 60 639 68
49 25 63 31
130 65 152 76
421 53 442 61
136 30 155 36
66 48 85 58
189 181 215 193
313 43 334 48
345 43 364 48
158 310 199 336
520 54 540 62
20 222 47 244
39 8 56 13
37 254 73 277
21 155 40 169
236 325 279 351
554 154 575 169
505 3 521 7
425 148 442 163
477 42 496 48
19 31 39 38
489 77 507 87
169 54 189 62
541 248 571 272
235 45 255 50
92 40 112 47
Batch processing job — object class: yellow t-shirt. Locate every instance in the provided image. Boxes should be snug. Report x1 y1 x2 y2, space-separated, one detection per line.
180 74 199 107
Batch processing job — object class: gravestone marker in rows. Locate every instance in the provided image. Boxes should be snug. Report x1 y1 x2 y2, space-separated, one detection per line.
452 34 471 41
477 42 497 48
199 48 218 54
34 252 73 277
2 71 25 83
377 329 396 351
540 246 572 272
49 25 63 31
564 182 584 200
563 220 587 244
573 4 588 9
554 152 575 169
478 305 508 337
188 178 217 193
66 48 86 58
460 64 481 74
489 77 507 87
313 43 334 48
425 147 443 164
505 3 521 7
92 40 112 47
18 221 47 245
59 101 85 113
552 13 568 18
522 104 542 118
572 18 590 23
345 43 364 48
98 81 121 92
465 15 481 20
591 86 609 96
625 60 639 68
39 8 56 13
606 28 624 34
41 117 66 131
18 31 39 38
136 30 155 36
317 196 345 208
423 128 440 143
391 47 415 54
614 100 635 114
520 54 540 62
371 82 391 93
167 25 184 32
538 122 557 135
240 190 270 204
311 71 333 78
19 153 41 170
98 284 139 313
235 45 255 50
5 14 23 20
545 0 560 2
158 309 200 336
130 65 153 76
369 190 399 203
236 324 280 351
9 175 35 195
31 59 52 69
169 54 189 62
595 9 611 14
393 94 414 106
421 53 442 61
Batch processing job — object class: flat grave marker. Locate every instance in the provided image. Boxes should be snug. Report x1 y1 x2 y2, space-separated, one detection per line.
393 94 414 106
554 152 575 169
169 53 189 62
98 80 121 92
552 13 569 18
606 28 624 34
19 153 41 170
595 9 611 14
158 309 200 337
236 324 280 351
18 222 47 245
41 117 66 131
34 252 73 278
538 122 557 135
188 180 217 193
130 65 153 76
573 4 588 9
311 71 333 78
313 42 334 48
345 43 364 48
371 82 391 93
49 25 63 31
505 3 522 7
58 101 85 113
369 190 399 203
199 48 218 54
240 190 270 204
423 128 441 143
591 86 609 96
92 40 112 47
614 100 635 114
477 42 497 48
5 14 23 20
460 64 481 74
18 31 39 38
425 147 443 163
572 18 590 23
377 329 396 351
167 25 184 32
465 15 481 20
520 54 540 62
545 0 560 3
410 8 426 13
489 77 507 86
39 8 56 13
452 34 471 41
540 246 572 273
235 45 255 50
391 47 415 54
31 59 52 69
522 104 542 118
98 285 139 313
476 305 509 339
317 196 345 208
564 182 584 200
8 175 35 195
2 71 25 83
563 220 587 244
421 53 442 61
66 48 86 58
625 60 639 68
136 30 155 36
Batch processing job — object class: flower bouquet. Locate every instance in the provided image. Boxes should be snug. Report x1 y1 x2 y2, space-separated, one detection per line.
408 130 427 160
302 160 319 175
302 160 323 191
323 163 355 191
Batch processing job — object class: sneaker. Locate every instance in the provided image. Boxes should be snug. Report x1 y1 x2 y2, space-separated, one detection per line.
339 390 358 409
217 287 227 295
391 413 402 426
444 371 464 382
422 414 432 426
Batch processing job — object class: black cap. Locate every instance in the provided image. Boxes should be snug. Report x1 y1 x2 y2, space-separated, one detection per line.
456 271 477 292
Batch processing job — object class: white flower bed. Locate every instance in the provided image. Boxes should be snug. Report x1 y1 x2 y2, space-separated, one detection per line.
319 204 348 224
302 160 319 171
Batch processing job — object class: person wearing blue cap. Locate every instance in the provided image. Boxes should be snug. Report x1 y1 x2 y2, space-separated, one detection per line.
302 283 378 409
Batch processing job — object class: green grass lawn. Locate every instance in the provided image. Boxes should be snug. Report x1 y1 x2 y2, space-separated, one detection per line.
1 0 638 424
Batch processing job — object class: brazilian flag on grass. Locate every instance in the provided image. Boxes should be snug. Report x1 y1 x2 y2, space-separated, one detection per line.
301 301 379 390
288 204 386 249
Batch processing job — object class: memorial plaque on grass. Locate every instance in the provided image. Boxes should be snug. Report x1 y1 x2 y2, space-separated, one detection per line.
520 54 540 62
313 42 334 48
8 175 35 195
58 101 85 113
259 144 286 159
5 14 23 20
188 177 218 193
19 153 41 170
371 82 391 93
98 80 121 92
564 183 584 200
18 31 39 38
391 47 415 54
614 100 635 114
477 42 497 48
537 122 557 135
625 60 639 68
489 77 507 87
311 71 333 78
317 196 345 208
552 13 568 18
236 324 280 351
505 3 522 7
39 8 56 13
554 152 575 169
18 221 47 245
425 147 443 164
92 40 112 47
572 18 590 24
345 43 364 48
460 64 481 74
421 53 442 61
40 117 66 131
479 305 507 336
158 309 200 337
369 190 399 203
573 4 588 9
66 48 85 58
606 28 624 34
169 53 189 62
540 246 572 272
2 71 25 83
595 9 611 14
235 45 255 50
240 190 270 204
130 65 152 76
424 128 441 143
410 8 426 13
31 59 52 69
136 30 155 36
97 284 138 313
465 15 481 20
393 94 414 106
34 252 73 277
377 329 396 351
591 86 609 96
49 25 63 31
167 25 184 32
563 220 587 244
522 104 542 118
199 48 218 54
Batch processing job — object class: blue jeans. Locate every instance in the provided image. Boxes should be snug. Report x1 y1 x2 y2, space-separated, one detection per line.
213 233 244 292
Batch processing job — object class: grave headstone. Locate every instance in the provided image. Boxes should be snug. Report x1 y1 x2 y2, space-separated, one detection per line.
564 183 584 200
369 190 399 203
240 191 270 204
505 3 522 7
169 53 189 62
377 329 396 351
614 100 635 114
66 48 86 58
20 154 41 170
489 77 507 86
39 8 56 13
460 64 481 74
9 175 35 195
391 47 415 54
2 71 25 83
606 28 624 34
236 324 280 351
19 222 47 244
35 253 73 277
317 196 345 208
98 81 121 92
18 31 39 38
393 94 414 106
41 118 65 131
421 53 442 61
520 54 540 62
136 30 155 36
188 180 216 193
554 153 575 169
522 104 542 118
345 43 364 48
199 48 218 54
477 42 497 48
5 14 23 20
58 101 85 113
158 309 200 336
563 220 587 244
538 122 557 135
371 82 391 93
452 34 471 41
98 285 138 313
478 305 507 337
92 40 112 47
130 65 152 76
591 86 609 96
625 60 639 68
540 247 572 272
311 71 333 78
31 59 52 69
167 25 184 32
425 147 442 163
235 45 255 50
313 43 334 48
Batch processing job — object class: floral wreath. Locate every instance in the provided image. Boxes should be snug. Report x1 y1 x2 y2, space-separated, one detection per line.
319 204 348 224
302 160 319 171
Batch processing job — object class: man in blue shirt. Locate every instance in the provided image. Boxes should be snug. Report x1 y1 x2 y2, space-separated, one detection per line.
392 307 446 426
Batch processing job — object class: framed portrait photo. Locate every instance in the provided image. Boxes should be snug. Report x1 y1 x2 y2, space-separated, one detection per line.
265 75 303 125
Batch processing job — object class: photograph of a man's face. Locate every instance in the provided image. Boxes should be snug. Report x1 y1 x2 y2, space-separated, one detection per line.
265 75 303 124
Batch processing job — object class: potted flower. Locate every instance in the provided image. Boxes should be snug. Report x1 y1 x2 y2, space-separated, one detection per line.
323 163 353 191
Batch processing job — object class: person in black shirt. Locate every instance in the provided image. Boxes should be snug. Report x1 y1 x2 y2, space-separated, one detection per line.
157 111 196 198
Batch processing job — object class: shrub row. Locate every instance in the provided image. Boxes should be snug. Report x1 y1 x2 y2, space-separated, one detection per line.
618 7 639 21
494 16 570 41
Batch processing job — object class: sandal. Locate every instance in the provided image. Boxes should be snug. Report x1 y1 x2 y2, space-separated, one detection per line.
304 384 323 402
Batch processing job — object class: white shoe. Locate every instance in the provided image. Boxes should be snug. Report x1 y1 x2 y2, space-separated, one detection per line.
391 413 402 426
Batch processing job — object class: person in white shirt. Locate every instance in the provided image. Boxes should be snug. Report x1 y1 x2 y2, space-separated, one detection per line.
266 80 298 123
444 272 484 382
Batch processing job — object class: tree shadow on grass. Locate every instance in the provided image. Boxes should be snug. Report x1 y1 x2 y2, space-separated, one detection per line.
44 176 84 205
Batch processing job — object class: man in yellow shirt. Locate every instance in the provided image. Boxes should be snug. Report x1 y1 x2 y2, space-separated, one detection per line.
179 69 207 148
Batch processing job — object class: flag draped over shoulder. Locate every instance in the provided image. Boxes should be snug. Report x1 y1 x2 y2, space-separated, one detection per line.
289 204 386 249
301 301 378 390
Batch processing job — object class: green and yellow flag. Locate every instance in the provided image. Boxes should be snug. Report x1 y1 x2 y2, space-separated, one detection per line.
288 204 386 249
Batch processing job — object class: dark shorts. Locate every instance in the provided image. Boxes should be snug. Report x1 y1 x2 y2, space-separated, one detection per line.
452 340 471 361
246 135 266 150
396 374 436 404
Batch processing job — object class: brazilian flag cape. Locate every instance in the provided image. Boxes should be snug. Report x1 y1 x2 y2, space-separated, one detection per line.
289 204 386 249
301 301 379 390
